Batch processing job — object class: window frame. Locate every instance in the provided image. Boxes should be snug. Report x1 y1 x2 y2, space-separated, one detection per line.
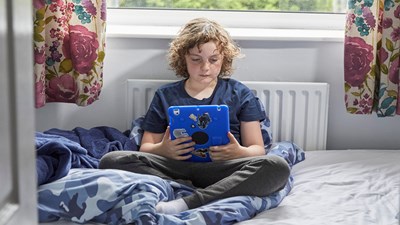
106 8 346 42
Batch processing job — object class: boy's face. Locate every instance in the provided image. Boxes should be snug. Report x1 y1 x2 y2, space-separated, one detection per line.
185 41 223 84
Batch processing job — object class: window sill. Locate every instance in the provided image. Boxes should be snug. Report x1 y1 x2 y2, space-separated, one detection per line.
106 9 345 42
106 24 344 42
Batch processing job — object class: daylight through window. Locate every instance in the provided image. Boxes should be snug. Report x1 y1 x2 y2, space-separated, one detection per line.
107 0 347 13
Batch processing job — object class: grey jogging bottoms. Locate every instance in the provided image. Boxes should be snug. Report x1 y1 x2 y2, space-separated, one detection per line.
99 151 290 209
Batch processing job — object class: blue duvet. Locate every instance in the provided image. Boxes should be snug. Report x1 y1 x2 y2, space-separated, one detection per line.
38 142 305 225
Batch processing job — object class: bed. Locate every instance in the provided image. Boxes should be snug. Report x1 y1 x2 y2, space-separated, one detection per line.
236 149 400 225
37 79 399 225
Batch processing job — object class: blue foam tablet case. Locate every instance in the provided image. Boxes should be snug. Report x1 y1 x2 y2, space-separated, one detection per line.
168 105 230 162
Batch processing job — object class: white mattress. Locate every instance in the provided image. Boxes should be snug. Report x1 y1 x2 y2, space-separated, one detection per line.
236 150 400 225
40 150 400 225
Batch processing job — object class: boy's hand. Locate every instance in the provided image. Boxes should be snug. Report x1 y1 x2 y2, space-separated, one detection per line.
160 126 195 160
209 132 243 161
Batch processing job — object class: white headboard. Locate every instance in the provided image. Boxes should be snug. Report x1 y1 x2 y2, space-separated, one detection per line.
126 79 329 151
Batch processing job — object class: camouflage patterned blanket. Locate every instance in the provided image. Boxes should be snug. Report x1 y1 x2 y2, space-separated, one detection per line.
38 141 305 225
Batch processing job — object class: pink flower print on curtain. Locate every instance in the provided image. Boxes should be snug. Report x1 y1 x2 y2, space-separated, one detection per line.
344 36 375 114
344 0 400 117
63 25 99 74
33 0 106 108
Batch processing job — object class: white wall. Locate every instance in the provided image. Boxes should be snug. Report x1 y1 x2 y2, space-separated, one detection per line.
35 36 400 150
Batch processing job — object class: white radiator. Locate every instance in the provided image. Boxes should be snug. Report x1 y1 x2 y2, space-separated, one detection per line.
126 79 329 151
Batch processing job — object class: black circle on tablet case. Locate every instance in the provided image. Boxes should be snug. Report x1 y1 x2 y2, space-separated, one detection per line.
191 131 209 145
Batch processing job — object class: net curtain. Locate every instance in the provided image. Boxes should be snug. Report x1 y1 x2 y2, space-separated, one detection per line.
33 0 106 108
344 0 400 116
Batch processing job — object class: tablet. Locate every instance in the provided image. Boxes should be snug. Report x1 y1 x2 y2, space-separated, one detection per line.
168 105 230 162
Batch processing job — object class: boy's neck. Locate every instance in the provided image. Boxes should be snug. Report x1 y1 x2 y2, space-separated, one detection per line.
185 79 218 100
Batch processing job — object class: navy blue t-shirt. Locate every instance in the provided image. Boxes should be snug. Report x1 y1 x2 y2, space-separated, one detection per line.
141 78 266 145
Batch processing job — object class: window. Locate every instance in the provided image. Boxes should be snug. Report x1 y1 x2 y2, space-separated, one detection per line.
105 0 347 42
107 0 347 13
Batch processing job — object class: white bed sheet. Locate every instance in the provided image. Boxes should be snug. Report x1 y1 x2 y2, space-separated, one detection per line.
236 150 400 225
40 150 399 225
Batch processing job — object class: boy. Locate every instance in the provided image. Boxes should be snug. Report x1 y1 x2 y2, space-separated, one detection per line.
100 17 290 214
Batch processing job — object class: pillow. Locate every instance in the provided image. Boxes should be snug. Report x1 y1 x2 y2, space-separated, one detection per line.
260 115 272 148
266 141 305 168
129 116 145 148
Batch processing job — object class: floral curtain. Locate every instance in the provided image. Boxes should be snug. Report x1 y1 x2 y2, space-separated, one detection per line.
33 0 106 108
344 0 400 117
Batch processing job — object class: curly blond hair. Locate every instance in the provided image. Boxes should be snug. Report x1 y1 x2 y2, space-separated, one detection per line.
168 18 242 78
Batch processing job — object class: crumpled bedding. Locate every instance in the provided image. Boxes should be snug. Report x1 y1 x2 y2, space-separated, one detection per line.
44 126 137 158
36 132 98 185
36 127 136 185
37 141 305 225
